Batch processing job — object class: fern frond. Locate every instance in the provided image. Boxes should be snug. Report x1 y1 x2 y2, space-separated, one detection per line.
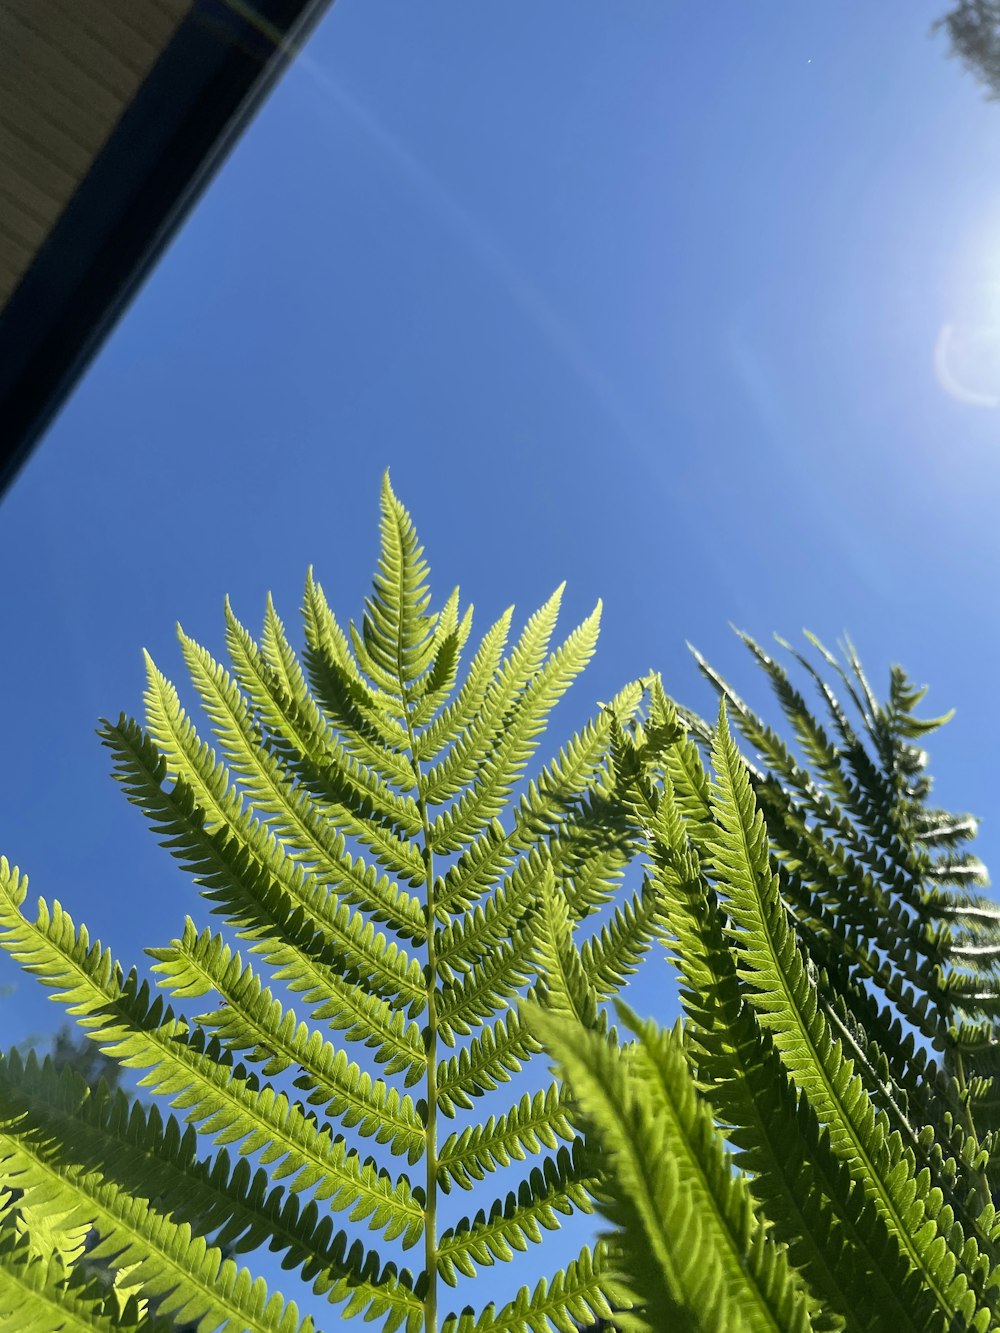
149 920 426 1162
530 1003 822 1333
578 878 667 1000
99 720 428 1077
0 480 666 1331
437 693 640 920
436 1014 542 1116
420 587 565 807
160 632 429 987
146 644 426 888
437 1141 596 1286
0 1050 424 1328
0 1094 314 1332
437 848 548 973
354 473 439 701
530 864 601 1028
549 790 638 919
685 632 1000 1162
0 872 426 1249
184 621 424 840
616 730 966 1328
411 606 511 766
437 1086 574 1193
690 642 927 912
791 633 895 813
733 633 860 811
0 1228 173 1333
301 568 409 732
184 620 428 875
442 1243 619 1333
428 605 601 855
299 575 422 773
103 712 427 945
436 942 535 1040
707 704 996 1327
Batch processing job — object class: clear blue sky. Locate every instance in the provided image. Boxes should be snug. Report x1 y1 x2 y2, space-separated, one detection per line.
3 0 1000 1323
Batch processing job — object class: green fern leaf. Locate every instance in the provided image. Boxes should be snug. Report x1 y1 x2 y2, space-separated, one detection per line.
148 920 427 1161
437 1085 575 1193
0 1226 175 1333
0 479 648 1332
0 1049 423 1327
441 1243 619 1333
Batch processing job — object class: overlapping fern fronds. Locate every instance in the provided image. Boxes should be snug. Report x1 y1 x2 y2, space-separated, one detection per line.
688 633 1000 1166
0 476 653 1333
539 640 1000 1332
6 481 1000 1333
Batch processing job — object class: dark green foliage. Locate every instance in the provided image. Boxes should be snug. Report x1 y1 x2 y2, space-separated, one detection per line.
49 1025 126 1095
538 636 1000 1332
935 1 1000 97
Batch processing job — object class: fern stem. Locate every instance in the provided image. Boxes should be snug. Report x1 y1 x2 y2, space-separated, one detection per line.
423 845 440 1333
407 705 439 1333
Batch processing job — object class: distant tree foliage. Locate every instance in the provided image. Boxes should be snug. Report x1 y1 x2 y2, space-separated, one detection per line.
937 1 1000 97
49 1025 124 1094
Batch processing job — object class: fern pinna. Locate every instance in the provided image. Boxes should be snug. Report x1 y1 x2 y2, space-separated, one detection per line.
0 477 652 1333
539 642 1000 1332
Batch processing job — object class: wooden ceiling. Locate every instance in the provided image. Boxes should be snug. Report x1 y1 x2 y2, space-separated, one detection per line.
0 0 191 312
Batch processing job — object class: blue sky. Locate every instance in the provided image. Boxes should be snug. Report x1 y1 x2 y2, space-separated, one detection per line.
4 0 1000 1323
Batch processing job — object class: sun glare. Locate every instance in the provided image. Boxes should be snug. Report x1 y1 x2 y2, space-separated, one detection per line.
934 320 1000 408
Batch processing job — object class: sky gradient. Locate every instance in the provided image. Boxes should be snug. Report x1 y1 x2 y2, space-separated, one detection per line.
3 0 1000 1321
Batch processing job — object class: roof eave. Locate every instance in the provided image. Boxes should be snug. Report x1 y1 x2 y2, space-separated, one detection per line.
0 0 333 495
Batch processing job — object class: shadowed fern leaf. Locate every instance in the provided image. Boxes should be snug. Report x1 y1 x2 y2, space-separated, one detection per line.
547 642 1000 1332
688 634 1000 1183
